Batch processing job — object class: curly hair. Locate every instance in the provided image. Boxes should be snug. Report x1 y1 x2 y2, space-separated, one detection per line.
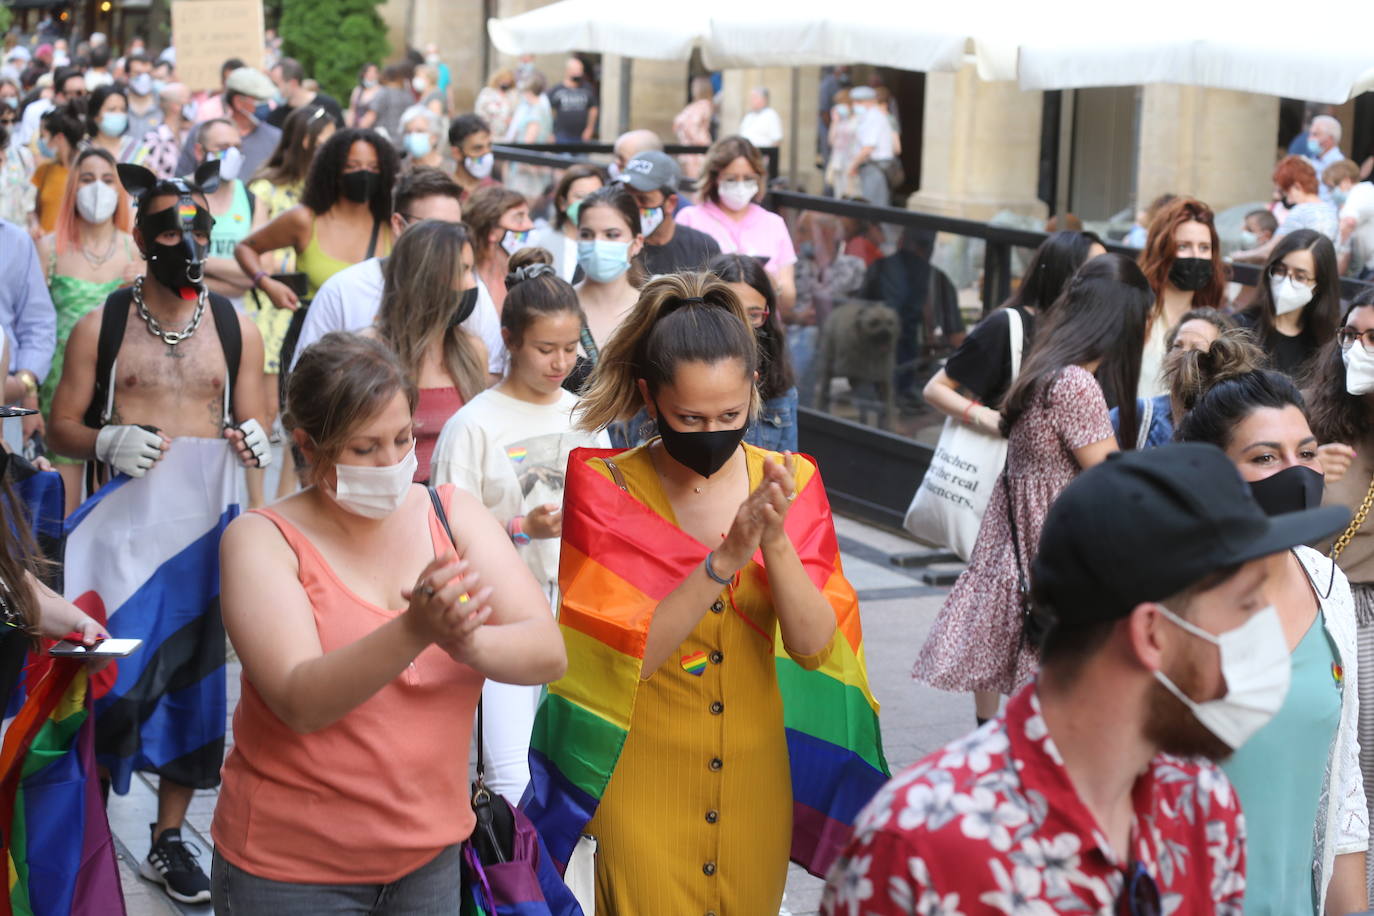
300 127 398 225
1308 289 1374 445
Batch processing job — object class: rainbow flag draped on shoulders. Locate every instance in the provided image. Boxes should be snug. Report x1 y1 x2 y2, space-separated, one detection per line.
522 446 888 878
0 659 125 916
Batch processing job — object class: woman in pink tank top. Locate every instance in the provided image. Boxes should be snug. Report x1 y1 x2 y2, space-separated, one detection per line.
212 333 565 913
369 220 490 482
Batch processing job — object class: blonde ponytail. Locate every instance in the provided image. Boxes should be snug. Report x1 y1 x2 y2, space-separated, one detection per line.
576 271 760 431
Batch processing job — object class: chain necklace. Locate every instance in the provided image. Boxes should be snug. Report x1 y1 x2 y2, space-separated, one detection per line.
79 232 118 267
133 276 206 358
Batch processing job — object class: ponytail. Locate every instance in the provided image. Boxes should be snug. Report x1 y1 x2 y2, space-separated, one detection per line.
1166 329 1267 418
576 272 759 431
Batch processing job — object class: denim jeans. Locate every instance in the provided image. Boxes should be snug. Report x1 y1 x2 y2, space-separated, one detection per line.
746 387 799 453
211 845 462 915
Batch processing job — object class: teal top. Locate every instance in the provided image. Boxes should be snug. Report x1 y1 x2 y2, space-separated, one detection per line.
1222 610 1341 915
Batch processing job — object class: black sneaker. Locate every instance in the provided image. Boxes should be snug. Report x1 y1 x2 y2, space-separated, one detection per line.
139 825 211 904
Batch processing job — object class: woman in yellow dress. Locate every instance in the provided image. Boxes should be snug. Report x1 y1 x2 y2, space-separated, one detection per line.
523 271 887 915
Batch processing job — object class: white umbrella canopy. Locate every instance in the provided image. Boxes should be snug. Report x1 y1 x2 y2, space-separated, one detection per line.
487 0 1374 103
487 0 711 61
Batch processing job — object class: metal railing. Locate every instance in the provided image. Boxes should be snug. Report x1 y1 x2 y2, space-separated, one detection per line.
490 143 1374 531
492 143 781 181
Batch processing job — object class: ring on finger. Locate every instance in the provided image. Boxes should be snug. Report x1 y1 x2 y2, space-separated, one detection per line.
458 592 471 604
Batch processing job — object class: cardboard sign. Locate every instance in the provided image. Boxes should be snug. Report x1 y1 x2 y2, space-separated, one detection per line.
170 0 266 93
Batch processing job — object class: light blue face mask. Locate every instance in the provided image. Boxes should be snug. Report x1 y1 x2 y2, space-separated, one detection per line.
38 135 55 159
577 239 631 283
99 111 128 138
404 131 432 158
1332 188 1350 208
1306 136 1322 158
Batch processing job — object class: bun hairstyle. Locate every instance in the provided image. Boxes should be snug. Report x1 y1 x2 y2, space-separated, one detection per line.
284 332 418 484
1166 329 1267 420
503 247 582 347
576 272 759 431
1173 337 1308 450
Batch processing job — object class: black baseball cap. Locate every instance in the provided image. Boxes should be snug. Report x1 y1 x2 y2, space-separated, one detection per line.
1032 442 1349 625
619 150 680 193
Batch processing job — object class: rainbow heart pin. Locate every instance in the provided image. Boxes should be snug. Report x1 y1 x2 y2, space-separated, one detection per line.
681 651 708 677
1333 662 1344 687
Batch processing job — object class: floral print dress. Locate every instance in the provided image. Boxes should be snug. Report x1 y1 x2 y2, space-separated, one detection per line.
913 365 1114 695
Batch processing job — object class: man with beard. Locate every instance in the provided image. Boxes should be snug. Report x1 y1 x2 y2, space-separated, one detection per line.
821 443 1350 914
48 163 269 905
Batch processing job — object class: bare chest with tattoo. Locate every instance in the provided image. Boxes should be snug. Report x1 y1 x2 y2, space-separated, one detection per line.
110 309 228 439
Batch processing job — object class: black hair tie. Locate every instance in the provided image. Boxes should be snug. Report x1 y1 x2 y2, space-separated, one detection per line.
680 296 706 305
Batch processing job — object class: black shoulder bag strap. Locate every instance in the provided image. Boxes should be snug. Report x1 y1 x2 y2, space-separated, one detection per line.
426 486 515 865
365 219 382 260
208 295 242 424
84 287 133 431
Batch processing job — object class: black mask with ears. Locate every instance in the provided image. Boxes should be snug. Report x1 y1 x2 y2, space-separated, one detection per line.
118 161 220 299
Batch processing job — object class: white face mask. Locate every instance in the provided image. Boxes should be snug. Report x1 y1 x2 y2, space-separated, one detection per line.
1343 341 1374 396
76 181 118 224
639 205 665 237
330 448 418 518
718 179 758 212
465 152 494 179
501 229 531 256
1152 604 1291 750
1271 275 1314 316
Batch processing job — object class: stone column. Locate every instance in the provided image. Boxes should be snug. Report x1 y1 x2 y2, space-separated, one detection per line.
1135 85 1280 213
908 62 1047 221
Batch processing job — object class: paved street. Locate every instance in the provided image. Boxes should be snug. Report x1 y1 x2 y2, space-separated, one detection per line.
113 512 970 915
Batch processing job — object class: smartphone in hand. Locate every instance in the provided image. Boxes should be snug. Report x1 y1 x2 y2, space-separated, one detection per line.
48 638 142 658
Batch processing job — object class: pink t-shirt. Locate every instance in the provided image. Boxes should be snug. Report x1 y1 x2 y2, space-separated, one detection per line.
676 200 797 275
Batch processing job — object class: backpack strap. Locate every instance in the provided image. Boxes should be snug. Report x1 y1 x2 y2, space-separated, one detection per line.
208 293 242 424
84 287 133 430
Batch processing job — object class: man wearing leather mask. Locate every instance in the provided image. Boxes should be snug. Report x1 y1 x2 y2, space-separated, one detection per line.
824 443 1352 913
47 163 270 907
174 66 280 182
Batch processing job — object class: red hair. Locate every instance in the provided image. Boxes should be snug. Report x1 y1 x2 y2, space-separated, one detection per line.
1272 155 1318 195
1137 196 1225 318
53 147 133 256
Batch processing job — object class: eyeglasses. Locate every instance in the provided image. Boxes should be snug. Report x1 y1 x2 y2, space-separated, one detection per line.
1118 862 1160 916
1270 262 1315 287
1337 327 1374 353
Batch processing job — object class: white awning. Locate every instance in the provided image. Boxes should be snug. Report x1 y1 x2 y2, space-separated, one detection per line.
487 0 1374 104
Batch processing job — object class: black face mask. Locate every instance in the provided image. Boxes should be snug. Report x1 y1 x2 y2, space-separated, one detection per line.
341 169 379 204
449 287 478 328
654 402 747 479
147 236 204 297
1168 257 1213 292
1248 464 1325 517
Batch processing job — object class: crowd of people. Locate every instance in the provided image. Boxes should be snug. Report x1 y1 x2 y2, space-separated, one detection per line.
2 21 1374 916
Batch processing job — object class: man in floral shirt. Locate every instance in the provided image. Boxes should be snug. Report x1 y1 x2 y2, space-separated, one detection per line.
823 444 1351 915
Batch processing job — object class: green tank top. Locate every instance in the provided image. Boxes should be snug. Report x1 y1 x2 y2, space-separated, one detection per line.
297 216 389 298
42 269 124 414
208 180 253 261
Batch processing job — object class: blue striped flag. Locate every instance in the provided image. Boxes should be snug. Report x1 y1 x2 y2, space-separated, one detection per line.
63 438 239 794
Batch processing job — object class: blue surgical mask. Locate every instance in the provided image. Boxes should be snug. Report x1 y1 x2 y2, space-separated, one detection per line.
151 78 167 95
38 135 55 159
577 239 632 283
404 131 432 158
2 97 16 110
1306 136 1322 158
99 111 128 138
1332 188 1350 208
129 73 153 96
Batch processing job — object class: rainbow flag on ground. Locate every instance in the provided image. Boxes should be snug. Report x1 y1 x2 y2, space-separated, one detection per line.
0 660 125 916
522 447 888 878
